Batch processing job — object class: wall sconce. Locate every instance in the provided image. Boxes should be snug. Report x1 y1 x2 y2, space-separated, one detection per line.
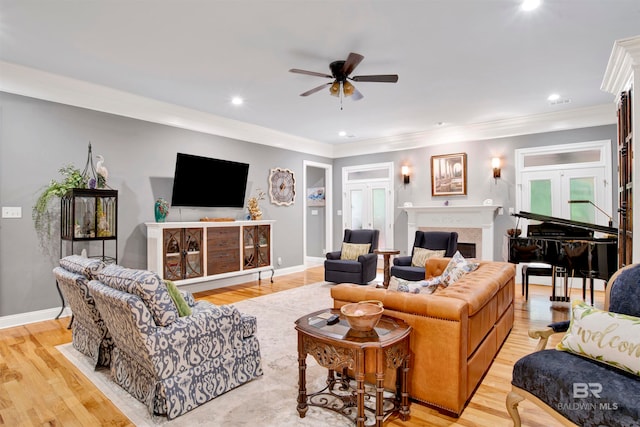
401 165 410 184
491 157 501 179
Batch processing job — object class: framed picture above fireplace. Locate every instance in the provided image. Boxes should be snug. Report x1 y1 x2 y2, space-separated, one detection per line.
431 153 467 196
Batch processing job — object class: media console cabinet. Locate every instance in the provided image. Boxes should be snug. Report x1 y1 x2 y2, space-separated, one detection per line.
145 220 275 286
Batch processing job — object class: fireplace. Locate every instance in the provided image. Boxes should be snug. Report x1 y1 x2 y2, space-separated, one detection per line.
401 205 502 260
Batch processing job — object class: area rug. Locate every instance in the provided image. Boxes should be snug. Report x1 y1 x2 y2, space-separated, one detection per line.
57 282 381 426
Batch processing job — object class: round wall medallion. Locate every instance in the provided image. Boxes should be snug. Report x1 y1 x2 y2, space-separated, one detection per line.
269 168 295 206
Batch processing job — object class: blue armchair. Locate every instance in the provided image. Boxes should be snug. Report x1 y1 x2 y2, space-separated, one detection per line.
324 229 379 284
506 263 640 426
390 231 458 281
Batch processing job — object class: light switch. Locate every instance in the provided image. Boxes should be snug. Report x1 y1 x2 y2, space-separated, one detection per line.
2 206 22 218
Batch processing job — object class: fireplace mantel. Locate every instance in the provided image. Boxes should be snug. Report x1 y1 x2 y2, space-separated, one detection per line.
400 205 502 260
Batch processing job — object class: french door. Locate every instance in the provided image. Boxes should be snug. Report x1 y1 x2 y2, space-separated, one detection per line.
516 140 613 233
342 163 394 250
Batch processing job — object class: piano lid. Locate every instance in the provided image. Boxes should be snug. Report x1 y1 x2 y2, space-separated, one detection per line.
512 211 618 236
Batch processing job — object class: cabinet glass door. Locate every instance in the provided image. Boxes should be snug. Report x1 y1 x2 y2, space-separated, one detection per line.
163 229 182 280
184 228 203 278
257 225 270 267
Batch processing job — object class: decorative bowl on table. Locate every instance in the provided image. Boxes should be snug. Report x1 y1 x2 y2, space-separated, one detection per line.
340 300 384 332
507 228 522 237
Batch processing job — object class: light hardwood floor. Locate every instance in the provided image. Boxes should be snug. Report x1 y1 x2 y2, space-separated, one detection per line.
0 266 600 426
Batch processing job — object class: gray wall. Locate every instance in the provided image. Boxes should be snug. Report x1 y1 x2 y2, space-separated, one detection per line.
332 125 618 260
0 92 330 317
0 90 617 318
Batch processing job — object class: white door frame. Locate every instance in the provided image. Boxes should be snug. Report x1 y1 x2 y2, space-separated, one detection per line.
303 160 333 266
342 162 395 251
515 140 612 223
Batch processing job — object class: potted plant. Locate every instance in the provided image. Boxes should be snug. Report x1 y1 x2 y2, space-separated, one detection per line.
33 164 86 250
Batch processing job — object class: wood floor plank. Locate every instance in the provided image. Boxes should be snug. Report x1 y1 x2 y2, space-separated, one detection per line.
0 266 597 426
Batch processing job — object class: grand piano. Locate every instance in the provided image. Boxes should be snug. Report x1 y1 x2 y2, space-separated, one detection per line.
508 211 618 303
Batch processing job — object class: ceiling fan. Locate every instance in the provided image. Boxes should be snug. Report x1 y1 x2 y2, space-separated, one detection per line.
289 52 398 103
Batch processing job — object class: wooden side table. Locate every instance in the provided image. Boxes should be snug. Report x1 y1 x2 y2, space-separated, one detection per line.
375 249 400 288
295 309 411 426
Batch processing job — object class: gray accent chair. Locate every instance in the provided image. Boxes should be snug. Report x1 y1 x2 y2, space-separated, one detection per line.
88 264 263 419
507 263 640 426
324 229 379 284
390 231 458 281
53 255 113 368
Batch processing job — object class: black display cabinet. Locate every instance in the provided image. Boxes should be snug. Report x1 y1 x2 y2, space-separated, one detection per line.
60 188 118 263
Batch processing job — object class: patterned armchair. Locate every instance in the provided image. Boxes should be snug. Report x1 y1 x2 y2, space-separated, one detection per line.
53 255 113 368
88 264 263 419
506 263 640 426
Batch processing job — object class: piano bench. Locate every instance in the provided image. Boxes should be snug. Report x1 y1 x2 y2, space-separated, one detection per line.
521 264 567 301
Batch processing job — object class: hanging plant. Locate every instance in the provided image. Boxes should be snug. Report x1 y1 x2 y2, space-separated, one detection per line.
33 164 86 248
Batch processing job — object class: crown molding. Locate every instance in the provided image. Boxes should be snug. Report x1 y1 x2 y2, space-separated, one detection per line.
332 104 616 158
0 61 617 160
601 35 640 96
0 61 334 158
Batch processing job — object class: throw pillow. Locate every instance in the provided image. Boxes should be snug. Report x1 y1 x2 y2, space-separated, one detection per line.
557 300 640 376
440 251 479 287
411 248 446 267
389 276 441 294
340 242 371 260
164 280 192 317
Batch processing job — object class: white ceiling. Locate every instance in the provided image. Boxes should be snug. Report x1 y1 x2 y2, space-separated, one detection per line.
1 0 639 157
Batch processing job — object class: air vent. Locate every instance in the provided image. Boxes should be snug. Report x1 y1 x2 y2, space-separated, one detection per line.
548 98 572 106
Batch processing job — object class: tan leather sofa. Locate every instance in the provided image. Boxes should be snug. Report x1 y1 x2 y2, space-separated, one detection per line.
330 258 515 416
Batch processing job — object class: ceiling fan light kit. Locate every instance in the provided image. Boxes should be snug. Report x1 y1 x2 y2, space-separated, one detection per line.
290 52 398 107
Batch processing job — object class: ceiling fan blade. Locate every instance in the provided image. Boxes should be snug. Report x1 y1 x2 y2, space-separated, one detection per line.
289 68 333 79
300 82 332 96
351 74 399 83
342 52 364 76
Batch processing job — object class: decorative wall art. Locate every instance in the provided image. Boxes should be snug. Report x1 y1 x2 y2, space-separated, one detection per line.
306 187 325 206
431 153 467 196
269 167 296 206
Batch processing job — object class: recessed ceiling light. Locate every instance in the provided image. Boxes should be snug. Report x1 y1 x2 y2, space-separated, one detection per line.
521 0 541 11
547 93 560 101
338 131 347 137
231 96 243 106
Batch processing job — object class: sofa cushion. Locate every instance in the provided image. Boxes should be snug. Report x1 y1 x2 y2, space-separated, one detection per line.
340 242 371 260
441 251 479 286
557 300 640 376
97 264 179 326
411 248 445 267
389 276 441 294
59 255 105 280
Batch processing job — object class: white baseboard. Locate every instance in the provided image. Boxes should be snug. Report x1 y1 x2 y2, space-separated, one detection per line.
305 256 325 267
0 306 71 330
0 265 309 329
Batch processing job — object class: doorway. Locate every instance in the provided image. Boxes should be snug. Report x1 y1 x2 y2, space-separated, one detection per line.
303 160 332 266
516 140 613 228
342 163 394 251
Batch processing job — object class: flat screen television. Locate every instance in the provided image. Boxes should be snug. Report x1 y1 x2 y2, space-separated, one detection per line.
171 153 250 208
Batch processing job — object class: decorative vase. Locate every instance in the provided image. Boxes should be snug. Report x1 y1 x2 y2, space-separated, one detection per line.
155 198 169 222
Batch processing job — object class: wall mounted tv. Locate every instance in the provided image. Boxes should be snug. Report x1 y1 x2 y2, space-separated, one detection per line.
171 153 250 208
